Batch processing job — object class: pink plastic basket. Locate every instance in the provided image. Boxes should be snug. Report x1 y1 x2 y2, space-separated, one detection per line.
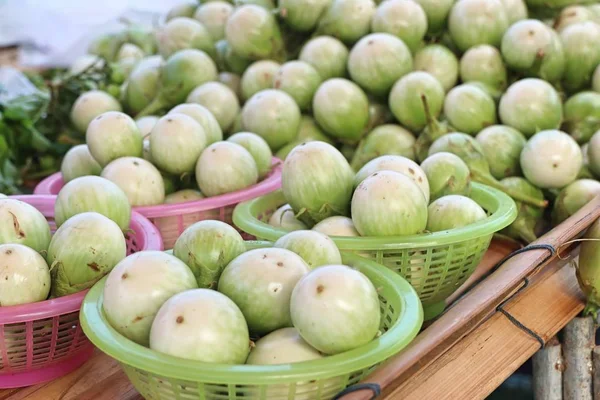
35 158 283 249
0 195 163 388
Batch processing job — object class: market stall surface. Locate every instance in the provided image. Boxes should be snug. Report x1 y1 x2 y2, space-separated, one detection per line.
0 351 141 400
2 231 587 400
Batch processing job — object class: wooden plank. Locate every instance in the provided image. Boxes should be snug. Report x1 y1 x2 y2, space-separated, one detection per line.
383 253 585 399
343 196 600 400
0 351 141 400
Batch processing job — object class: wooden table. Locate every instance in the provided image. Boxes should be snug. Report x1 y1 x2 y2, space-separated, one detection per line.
0 351 140 400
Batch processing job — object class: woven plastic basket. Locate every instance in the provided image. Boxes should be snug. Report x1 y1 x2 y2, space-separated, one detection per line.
0 195 163 388
233 183 517 320
34 158 282 249
80 246 423 400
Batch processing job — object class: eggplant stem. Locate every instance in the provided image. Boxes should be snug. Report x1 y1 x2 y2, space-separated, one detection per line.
420 94 435 128
135 96 165 119
294 207 307 220
475 173 549 208
519 225 538 244
582 302 599 319
493 232 524 246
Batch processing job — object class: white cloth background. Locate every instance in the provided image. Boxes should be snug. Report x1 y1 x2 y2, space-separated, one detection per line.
0 0 185 68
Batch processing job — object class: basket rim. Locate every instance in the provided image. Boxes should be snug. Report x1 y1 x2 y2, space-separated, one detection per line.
0 290 89 324
80 250 423 385
33 158 283 218
232 183 517 250
0 195 163 323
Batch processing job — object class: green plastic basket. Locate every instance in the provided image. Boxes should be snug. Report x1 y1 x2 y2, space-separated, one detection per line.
233 183 517 320
80 246 423 400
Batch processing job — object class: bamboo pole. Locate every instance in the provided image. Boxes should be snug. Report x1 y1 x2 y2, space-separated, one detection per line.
563 317 595 400
593 347 600 400
383 256 583 399
533 336 563 400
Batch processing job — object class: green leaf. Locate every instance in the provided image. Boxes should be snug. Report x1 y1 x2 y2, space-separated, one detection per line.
0 59 111 192
0 134 8 164
24 121 52 152
0 159 21 194
1 92 50 122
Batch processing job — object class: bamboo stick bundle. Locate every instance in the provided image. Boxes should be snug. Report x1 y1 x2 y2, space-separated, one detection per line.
533 337 563 400
593 347 600 400
563 317 594 400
